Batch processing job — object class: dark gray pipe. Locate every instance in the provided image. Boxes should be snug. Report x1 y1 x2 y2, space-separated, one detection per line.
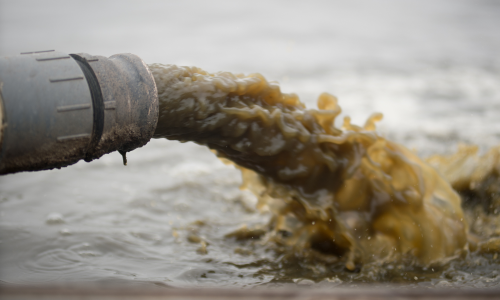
0 50 158 175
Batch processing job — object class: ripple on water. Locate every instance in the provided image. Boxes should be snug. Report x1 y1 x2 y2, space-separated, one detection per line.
21 242 105 276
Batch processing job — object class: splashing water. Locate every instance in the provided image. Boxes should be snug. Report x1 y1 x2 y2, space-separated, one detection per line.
150 64 481 272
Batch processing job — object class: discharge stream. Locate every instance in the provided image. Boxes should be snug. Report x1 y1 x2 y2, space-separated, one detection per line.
150 64 500 274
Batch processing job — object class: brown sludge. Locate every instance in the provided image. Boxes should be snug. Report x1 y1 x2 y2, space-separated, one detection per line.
150 64 472 270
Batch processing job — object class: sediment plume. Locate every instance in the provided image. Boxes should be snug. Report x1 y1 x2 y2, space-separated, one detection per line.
150 64 470 269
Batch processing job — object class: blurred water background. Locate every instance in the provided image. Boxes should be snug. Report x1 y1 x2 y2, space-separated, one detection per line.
1 0 500 289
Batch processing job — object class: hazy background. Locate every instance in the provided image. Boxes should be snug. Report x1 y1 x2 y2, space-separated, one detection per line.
1 0 500 288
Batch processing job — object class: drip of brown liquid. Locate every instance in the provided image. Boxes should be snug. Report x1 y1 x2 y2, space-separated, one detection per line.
150 64 474 270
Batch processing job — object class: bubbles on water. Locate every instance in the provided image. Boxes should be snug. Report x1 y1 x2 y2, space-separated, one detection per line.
59 228 71 236
46 213 65 225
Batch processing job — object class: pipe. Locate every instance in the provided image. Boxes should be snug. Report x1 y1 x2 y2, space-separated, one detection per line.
0 50 158 175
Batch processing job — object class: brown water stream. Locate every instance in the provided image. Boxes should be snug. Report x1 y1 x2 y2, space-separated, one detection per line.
151 63 500 284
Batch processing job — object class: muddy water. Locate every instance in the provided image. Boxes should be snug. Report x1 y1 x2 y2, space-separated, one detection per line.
150 63 500 285
151 64 469 266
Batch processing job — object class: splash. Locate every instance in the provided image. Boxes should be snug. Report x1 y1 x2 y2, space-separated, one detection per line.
427 145 500 254
150 64 469 270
